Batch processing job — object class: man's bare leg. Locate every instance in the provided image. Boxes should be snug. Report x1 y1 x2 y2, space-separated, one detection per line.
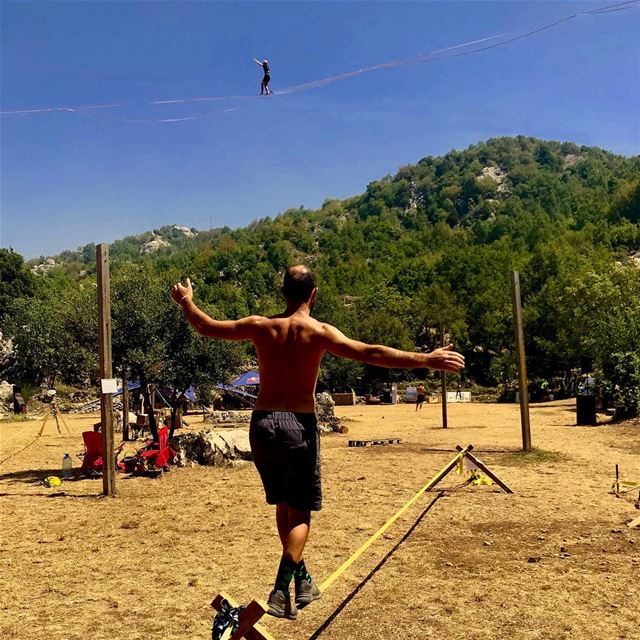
268 504 306 619
276 503 310 562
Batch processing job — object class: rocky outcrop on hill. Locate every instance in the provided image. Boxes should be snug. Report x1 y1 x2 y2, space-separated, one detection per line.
479 166 509 195
30 257 57 275
172 225 198 238
140 236 171 255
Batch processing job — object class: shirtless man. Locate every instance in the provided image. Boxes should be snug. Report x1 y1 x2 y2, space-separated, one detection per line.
172 265 464 620
416 383 427 411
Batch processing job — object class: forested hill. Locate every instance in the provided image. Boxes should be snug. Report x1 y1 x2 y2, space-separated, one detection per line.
5 136 640 407
34 136 640 277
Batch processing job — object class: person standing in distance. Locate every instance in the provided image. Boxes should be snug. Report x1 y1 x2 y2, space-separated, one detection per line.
253 57 271 95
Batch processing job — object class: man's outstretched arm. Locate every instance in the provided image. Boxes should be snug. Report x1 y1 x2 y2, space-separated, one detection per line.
172 278 260 341
321 324 465 373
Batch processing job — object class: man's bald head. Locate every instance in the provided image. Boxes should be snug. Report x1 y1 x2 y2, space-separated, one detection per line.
282 265 316 303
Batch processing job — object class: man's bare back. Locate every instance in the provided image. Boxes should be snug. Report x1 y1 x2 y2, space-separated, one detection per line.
251 312 327 412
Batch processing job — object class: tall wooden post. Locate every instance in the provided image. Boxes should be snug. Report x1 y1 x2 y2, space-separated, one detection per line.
122 373 129 442
97 244 116 496
511 271 532 451
441 326 448 429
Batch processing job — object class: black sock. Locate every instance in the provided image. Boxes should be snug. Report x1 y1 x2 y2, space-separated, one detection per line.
295 559 312 583
274 558 297 592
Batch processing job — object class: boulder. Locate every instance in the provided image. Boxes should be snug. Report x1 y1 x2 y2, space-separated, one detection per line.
0 331 14 369
206 410 251 425
0 380 13 403
0 380 13 412
173 428 252 467
316 392 346 433
114 411 138 433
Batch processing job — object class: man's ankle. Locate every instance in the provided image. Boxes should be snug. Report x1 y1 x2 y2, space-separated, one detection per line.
274 557 297 592
294 559 312 583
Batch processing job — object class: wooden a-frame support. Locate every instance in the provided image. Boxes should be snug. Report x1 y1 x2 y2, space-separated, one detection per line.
211 442 512 639
211 592 276 640
453 444 514 494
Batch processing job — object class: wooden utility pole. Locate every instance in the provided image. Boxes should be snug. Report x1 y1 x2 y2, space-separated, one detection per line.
511 271 532 451
97 244 116 496
122 373 129 442
441 326 448 429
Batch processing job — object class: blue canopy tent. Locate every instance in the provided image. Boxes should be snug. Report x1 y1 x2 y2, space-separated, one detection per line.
215 371 260 407
230 371 260 387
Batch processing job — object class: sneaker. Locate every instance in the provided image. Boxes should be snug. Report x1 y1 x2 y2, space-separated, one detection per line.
266 589 298 620
294 577 321 608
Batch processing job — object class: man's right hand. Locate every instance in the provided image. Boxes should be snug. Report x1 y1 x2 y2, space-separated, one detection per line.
172 278 193 306
425 344 465 373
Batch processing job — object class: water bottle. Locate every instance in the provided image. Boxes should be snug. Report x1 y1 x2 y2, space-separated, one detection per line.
62 453 73 478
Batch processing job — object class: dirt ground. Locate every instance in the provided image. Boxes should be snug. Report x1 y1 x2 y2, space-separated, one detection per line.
1 400 638 640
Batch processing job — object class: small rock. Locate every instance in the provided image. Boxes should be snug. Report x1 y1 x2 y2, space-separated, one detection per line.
537 535 545 541
528 556 541 563
445 562 454 567
188 578 198 587
483 540 492 546
611 529 623 534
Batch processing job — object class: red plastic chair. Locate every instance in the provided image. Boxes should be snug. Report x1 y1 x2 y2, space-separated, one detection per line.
138 425 176 470
79 431 125 476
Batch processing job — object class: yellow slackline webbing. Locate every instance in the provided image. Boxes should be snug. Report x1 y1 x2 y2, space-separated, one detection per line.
319 449 466 592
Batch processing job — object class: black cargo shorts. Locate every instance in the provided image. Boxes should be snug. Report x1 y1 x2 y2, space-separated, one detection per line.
249 411 322 511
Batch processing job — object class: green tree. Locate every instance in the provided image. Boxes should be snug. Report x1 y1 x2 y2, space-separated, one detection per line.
0 249 36 321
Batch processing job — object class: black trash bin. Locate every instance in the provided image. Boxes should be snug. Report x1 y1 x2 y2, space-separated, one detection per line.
576 395 597 425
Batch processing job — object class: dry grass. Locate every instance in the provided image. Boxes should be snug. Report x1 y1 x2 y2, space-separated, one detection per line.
1 400 639 640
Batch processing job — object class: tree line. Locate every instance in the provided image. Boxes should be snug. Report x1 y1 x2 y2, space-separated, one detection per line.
2 137 639 418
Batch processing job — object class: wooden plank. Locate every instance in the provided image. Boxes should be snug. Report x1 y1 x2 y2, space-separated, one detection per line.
211 592 275 640
511 271 532 451
230 600 269 640
96 244 116 497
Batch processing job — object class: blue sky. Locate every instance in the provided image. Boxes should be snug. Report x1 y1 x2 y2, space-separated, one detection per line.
1 1 639 259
